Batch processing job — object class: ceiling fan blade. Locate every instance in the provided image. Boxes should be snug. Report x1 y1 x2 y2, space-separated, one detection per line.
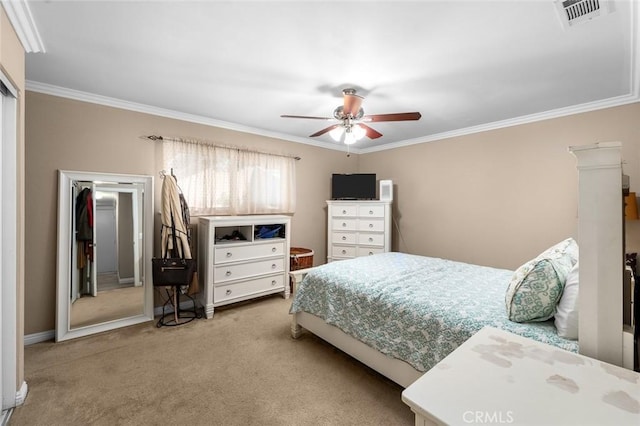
281 114 334 120
343 93 364 117
361 112 422 122
358 124 383 139
310 124 341 137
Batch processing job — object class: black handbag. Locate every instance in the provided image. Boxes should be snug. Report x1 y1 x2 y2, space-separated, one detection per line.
152 211 196 286
152 257 196 286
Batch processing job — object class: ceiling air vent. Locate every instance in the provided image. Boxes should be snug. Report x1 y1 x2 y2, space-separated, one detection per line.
555 0 612 29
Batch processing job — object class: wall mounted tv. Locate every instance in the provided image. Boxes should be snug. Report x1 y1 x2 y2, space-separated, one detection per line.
331 173 377 200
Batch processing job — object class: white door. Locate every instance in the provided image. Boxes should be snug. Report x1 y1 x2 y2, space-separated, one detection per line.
93 184 142 292
95 202 118 274
1 74 18 412
0 71 5 414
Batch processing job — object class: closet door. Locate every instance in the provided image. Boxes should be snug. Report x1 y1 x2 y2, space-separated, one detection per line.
1 73 18 411
93 183 142 294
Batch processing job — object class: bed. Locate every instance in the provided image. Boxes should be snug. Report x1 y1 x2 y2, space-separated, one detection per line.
290 251 578 387
289 142 631 388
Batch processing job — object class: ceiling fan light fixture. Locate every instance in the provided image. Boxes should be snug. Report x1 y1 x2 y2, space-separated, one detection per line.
344 128 357 145
329 126 344 142
282 87 422 144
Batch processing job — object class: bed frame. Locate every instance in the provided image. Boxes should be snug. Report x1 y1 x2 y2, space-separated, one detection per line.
290 282 423 388
290 142 633 387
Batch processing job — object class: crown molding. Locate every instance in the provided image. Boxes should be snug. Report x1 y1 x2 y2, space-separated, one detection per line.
360 93 640 154
1 0 45 53
25 79 638 157
25 80 356 154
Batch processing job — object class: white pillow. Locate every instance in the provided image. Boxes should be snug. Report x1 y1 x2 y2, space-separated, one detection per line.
554 261 579 339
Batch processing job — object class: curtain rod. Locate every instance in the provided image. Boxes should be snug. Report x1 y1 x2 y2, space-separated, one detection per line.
145 135 301 161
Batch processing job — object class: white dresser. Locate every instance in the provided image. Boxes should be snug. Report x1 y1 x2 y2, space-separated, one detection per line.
198 215 291 319
402 327 640 426
326 200 392 262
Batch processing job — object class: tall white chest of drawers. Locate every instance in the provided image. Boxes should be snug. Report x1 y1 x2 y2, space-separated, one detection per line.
198 215 291 319
326 200 392 262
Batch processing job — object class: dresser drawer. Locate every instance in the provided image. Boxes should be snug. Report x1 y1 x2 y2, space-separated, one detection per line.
332 205 358 217
332 245 357 258
214 241 285 264
357 218 385 232
332 218 357 231
214 274 285 304
332 232 356 244
357 233 385 246
214 257 285 283
357 204 385 218
357 246 385 257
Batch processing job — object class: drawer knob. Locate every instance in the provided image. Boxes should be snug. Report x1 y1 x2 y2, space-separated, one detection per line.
226 289 232 295
369 210 373 215
226 252 232 258
225 271 232 276
369 223 373 228
272 264 277 269
272 247 277 252
342 209 347 214
272 280 277 286
342 222 347 227
342 249 347 254
342 236 347 241
368 251 374 255
369 237 373 242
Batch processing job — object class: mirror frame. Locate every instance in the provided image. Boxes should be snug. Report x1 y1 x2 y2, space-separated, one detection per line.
56 170 154 342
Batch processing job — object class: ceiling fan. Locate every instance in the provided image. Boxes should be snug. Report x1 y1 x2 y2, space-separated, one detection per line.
281 88 422 145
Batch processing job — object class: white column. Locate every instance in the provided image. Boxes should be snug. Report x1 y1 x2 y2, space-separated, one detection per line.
569 142 623 366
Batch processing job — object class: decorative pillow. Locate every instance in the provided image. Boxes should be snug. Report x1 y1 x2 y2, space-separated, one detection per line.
540 237 579 265
554 262 579 339
505 239 576 323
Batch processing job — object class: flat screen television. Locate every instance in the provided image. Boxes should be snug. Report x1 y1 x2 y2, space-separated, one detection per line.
331 173 376 200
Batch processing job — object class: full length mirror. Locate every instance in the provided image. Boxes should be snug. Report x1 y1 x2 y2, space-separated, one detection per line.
56 170 154 341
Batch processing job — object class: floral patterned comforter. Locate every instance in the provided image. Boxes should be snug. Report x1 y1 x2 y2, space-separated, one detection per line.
290 252 578 372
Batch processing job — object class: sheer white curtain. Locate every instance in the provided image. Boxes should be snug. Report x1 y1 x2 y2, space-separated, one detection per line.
162 138 296 216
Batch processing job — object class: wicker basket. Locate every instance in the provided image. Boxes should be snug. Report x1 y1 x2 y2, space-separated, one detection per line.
290 247 314 271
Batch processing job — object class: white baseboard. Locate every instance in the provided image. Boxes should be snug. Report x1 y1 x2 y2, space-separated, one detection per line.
24 330 54 346
1 408 12 426
0 381 27 424
15 381 27 406
24 299 199 345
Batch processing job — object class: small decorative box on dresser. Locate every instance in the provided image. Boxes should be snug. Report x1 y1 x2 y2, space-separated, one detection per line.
198 215 291 319
326 200 392 262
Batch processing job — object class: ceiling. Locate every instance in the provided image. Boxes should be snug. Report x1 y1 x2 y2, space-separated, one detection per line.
15 1 640 153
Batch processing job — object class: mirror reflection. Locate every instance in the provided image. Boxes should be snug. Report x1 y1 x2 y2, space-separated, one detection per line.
70 184 144 328
57 171 154 342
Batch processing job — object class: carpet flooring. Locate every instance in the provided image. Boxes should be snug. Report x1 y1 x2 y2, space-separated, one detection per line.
70 285 144 328
10 295 414 425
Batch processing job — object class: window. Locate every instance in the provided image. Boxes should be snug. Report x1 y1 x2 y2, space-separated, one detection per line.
162 138 296 216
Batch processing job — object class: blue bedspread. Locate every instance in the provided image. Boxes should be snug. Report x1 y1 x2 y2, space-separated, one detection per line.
290 252 578 372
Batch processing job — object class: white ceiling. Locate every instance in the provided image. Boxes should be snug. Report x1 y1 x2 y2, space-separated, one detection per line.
19 0 640 153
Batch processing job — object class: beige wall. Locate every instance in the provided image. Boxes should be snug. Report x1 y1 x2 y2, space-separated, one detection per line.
24 91 357 334
360 102 640 270
25 92 640 335
1 5 26 394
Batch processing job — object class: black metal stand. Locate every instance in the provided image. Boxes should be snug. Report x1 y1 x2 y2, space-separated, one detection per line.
156 285 201 327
